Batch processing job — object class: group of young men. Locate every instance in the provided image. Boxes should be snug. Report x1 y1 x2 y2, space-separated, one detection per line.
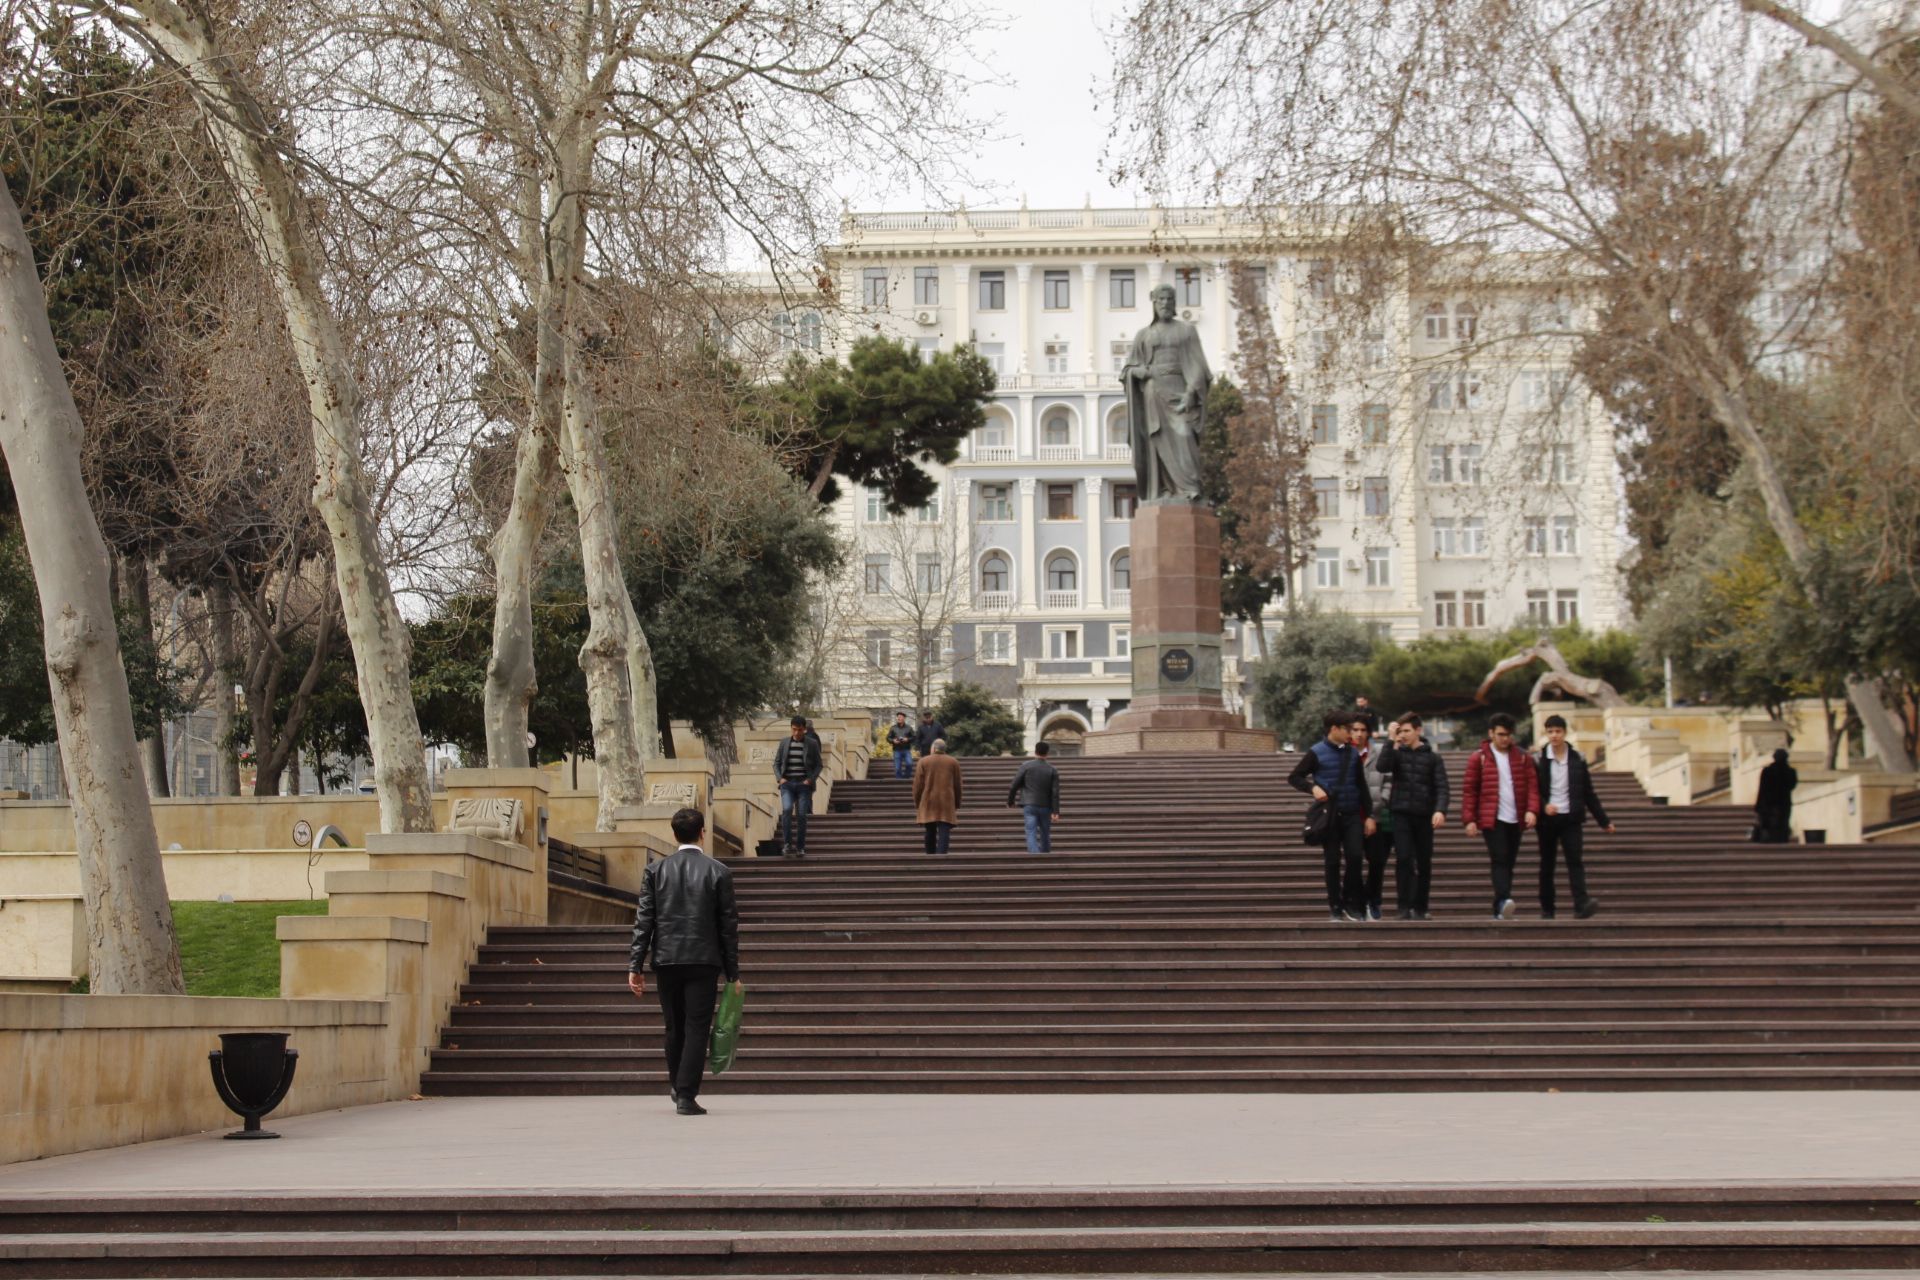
1290 706 1615 922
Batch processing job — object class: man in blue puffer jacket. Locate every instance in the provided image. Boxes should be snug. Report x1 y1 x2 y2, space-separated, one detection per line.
1287 708 1377 922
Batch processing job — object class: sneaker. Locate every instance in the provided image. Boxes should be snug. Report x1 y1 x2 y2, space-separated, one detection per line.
781 843 796 858
1329 910 1345 922
1575 898 1600 919
1498 898 1517 920
1397 909 1415 921
675 1097 707 1116
1340 909 1362 922
1367 904 1383 922
1412 909 1431 921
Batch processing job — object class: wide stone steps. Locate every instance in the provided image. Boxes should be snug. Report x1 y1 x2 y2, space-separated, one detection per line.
6 1185 1920 1274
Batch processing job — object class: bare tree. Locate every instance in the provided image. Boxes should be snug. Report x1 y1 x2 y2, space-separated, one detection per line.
0 178 181 993
843 490 992 715
1109 0 1917 768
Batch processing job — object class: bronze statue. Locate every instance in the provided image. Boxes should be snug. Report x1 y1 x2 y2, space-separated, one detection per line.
1121 283 1211 502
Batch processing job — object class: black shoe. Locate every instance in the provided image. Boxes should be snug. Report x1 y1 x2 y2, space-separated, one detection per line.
676 1097 707 1116
781 844 796 858
1329 910 1344 922
1397 909 1415 920
1541 908 1557 919
670 1088 680 1103
1575 898 1600 919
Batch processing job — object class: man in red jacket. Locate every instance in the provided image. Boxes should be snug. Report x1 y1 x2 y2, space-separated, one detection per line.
1461 712 1540 920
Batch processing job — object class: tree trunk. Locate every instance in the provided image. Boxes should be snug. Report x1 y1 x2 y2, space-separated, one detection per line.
1251 609 1270 660
484 419 558 767
208 583 240 795
119 6 434 832
119 556 172 798
0 181 182 994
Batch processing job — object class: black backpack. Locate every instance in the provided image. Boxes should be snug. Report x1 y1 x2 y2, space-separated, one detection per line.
1300 748 1353 845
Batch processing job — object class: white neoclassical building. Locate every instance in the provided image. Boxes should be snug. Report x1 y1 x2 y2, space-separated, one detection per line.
786 206 1625 752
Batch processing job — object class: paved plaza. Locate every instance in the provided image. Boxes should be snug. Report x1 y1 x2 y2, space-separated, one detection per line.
6 1091 1919 1193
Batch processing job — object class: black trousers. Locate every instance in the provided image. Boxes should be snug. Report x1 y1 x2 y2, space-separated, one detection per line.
1483 820 1523 916
922 821 953 854
1362 827 1390 911
653 964 721 1100
1321 812 1367 913
1537 816 1590 914
1392 817 1436 913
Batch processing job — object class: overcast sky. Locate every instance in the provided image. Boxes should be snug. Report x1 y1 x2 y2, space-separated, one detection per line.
843 0 1143 213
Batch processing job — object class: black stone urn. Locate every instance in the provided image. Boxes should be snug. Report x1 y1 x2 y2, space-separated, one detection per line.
208 1032 299 1140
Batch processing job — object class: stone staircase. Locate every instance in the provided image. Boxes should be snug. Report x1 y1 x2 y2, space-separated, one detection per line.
421 754 1920 1096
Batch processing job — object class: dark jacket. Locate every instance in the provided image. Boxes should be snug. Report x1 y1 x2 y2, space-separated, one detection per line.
772 735 821 785
1375 741 1450 816
1008 758 1062 812
1287 740 1373 816
916 719 945 753
1536 744 1610 828
629 847 740 980
1756 760 1799 812
886 722 915 750
1461 741 1541 828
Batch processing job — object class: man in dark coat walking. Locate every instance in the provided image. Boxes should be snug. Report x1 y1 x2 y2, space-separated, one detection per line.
1755 748 1799 843
1535 714 1615 919
1375 711 1450 920
628 807 740 1115
1006 741 1063 853
915 709 945 760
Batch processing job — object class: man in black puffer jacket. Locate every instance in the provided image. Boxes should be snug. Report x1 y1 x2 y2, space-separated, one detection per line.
629 807 740 1115
1374 711 1450 920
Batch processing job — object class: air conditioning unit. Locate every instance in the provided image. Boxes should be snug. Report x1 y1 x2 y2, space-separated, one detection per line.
1342 449 1358 463
1181 308 1197 321
915 310 937 326
1342 478 1361 491
1346 559 1363 572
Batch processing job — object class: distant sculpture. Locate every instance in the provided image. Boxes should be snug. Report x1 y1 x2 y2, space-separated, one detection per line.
447 796 524 842
1477 635 1627 709
1121 283 1212 502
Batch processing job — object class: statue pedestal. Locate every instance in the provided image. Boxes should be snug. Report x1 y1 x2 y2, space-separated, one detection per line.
1085 502 1276 756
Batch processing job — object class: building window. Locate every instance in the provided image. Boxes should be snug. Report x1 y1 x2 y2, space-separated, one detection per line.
1526 588 1551 624
915 553 942 593
1046 483 1076 520
916 337 939 364
1524 516 1548 556
1556 589 1581 624
979 553 1010 593
914 266 939 306
865 630 892 670
1552 515 1579 555
1365 546 1392 587
1310 329 1335 367
863 555 891 594
917 489 941 522
979 628 1013 663
1046 627 1081 660
1362 331 1387 369
1427 371 1483 410
1110 269 1136 309
865 489 891 523
1459 443 1484 485
1521 370 1551 409
1042 411 1073 446
1462 590 1488 628
978 485 1012 522
1361 404 1390 444
975 418 1010 451
1461 517 1487 556
1112 551 1131 591
1043 269 1071 309
977 342 1006 374
1046 554 1078 592
1545 442 1579 483
1363 475 1390 517
1112 626 1130 657
1110 483 1138 519
1434 591 1458 629
1175 266 1202 306
1307 258 1335 300
862 267 888 308
1454 302 1479 343
1423 302 1449 341
1432 518 1457 557
978 270 1006 311
1043 341 1070 373
1310 404 1339 444
1427 445 1454 484
1312 476 1340 519
1314 547 1341 588
1110 340 1131 372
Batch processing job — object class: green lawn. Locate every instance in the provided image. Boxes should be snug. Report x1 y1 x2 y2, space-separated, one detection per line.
171 900 329 998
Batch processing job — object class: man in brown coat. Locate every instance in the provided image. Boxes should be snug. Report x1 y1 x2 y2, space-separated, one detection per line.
912 738 963 855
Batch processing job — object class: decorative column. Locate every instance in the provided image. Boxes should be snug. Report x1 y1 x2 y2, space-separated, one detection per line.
1085 476 1106 610
1090 697 1111 730
1082 391 1102 460
1147 260 1164 295
1014 262 1033 375
1082 262 1100 375
1214 257 1233 358
954 476 974 599
1017 478 1039 609
950 260 972 343
1017 393 1037 459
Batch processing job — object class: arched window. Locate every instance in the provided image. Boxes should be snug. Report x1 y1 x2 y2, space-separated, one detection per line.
1046 553 1078 592
980 553 1010 593
1423 302 1449 341
1111 550 1131 591
1106 409 1129 448
1453 301 1478 343
1042 410 1073 446
797 310 822 351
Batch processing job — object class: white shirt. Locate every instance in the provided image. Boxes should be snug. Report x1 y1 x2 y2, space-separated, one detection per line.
1546 747 1571 812
676 843 704 855
1492 748 1517 824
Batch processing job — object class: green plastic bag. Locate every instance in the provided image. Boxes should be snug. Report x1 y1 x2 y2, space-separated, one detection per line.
708 981 745 1075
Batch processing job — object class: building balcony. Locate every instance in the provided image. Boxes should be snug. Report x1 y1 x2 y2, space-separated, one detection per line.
972 445 1016 462
1043 590 1081 609
1105 444 1133 462
974 590 1014 611
1020 657 1130 682
1037 444 1081 462
1110 588 1131 609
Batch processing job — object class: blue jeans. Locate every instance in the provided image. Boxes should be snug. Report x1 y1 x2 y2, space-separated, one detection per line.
893 747 912 778
1023 806 1054 853
779 781 810 850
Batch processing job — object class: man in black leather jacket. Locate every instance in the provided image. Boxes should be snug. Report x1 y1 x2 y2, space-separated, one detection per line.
628 808 741 1115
